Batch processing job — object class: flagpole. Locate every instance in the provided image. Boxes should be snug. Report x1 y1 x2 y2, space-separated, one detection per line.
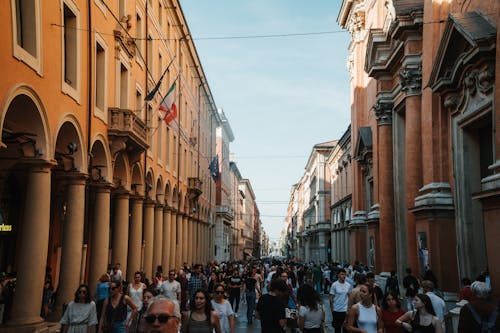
145 57 176 101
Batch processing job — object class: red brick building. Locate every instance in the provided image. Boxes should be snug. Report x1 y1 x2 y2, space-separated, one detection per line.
339 0 500 296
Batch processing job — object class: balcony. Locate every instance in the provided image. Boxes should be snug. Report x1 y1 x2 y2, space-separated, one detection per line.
216 205 234 220
108 107 148 152
188 177 203 200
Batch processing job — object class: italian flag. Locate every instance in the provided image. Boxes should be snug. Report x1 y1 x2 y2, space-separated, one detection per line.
158 82 177 124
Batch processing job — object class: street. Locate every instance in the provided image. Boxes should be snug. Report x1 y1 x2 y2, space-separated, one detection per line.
232 294 333 333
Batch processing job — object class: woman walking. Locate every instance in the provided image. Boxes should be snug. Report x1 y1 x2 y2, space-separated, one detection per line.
345 283 383 333
99 282 137 333
60 284 98 333
134 288 155 333
296 283 325 333
95 274 111 322
381 291 405 333
182 289 222 333
396 293 443 333
211 284 235 333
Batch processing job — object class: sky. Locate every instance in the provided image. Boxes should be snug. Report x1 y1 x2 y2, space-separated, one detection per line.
180 1 352 246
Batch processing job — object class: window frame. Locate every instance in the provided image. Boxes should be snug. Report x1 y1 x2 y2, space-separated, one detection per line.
11 0 43 75
60 0 82 103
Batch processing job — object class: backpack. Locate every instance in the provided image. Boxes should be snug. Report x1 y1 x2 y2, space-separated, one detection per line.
466 303 498 333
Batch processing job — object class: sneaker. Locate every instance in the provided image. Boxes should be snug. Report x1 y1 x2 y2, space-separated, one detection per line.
234 314 238 318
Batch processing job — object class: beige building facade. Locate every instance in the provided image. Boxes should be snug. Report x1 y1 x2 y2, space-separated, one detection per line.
0 0 222 330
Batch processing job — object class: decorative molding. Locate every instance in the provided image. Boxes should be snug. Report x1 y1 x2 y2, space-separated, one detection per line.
373 99 394 125
399 64 422 96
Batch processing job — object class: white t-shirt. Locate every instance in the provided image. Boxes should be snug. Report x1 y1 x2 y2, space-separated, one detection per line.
159 280 181 301
211 299 234 333
330 280 352 312
298 305 324 329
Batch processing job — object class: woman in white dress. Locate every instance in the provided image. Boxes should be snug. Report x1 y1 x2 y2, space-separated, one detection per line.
127 271 147 329
60 284 98 333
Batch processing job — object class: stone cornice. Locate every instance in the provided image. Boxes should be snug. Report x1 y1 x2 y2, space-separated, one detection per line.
365 29 404 79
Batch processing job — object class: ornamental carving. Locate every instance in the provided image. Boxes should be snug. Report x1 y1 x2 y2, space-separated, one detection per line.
399 65 422 96
453 63 495 116
114 30 136 58
373 100 394 125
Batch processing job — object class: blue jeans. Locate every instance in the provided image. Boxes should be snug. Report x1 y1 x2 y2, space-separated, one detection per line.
314 281 321 294
111 320 126 333
245 290 256 323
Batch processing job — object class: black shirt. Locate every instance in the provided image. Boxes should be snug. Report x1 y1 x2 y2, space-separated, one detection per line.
245 277 257 291
257 294 285 333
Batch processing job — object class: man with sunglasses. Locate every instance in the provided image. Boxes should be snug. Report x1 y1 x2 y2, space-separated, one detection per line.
145 296 181 333
158 269 181 304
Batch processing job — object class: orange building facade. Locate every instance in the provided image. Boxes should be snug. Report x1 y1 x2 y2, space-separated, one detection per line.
339 0 500 296
0 0 220 330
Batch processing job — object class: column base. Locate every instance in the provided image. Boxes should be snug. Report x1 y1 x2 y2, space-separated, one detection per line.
0 321 60 333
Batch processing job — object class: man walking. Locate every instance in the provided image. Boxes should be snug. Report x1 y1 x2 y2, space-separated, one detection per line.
329 268 352 333
158 269 181 304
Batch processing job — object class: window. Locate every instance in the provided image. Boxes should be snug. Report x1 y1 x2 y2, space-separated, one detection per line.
135 88 142 119
62 1 80 100
12 0 42 73
95 39 106 112
135 12 144 64
119 63 128 108
118 0 126 21
158 1 162 25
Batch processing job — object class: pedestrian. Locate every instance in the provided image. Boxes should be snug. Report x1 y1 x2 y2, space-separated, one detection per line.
99 281 138 333
95 274 111 322
158 269 181 304
243 269 259 325
110 264 123 284
128 272 147 313
41 280 54 319
366 272 384 306
345 283 383 333
228 269 242 317
135 288 155 333
256 278 288 333
182 289 222 333
381 291 405 333
458 281 499 333
297 283 325 333
329 268 352 333
396 293 443 333
144 296 181 333
211 284 235 333
385 271 400 297
422 280 447 332
402 268 419 311
60 284 98 333
458 278 473 302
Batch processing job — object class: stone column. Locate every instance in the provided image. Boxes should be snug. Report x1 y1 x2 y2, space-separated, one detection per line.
400 62 422 273
143 200 155 280
169 209 177 269
374 98 396 272
153 204 164 272
187 217 193 265
182 215 188 265
162 206 171 270
176 213 183 268
88 183 111 294
112 191 130 278
127 197 144 281
56 173 87 309
9 161 53 326
318 232 326 263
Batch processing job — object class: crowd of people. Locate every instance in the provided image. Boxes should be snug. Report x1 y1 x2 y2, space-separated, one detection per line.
0 259 498 333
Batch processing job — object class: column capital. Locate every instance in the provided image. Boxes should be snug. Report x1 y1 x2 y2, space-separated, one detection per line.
60 171 89 185
17 158 57 172
130 195 145 202
90 181 113 192
373 99 394 125
399 63 422 96
113 188 130 199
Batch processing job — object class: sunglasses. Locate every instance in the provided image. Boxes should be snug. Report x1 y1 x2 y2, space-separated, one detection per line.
145 314 175 324
110 286 119 290
215 291 225 295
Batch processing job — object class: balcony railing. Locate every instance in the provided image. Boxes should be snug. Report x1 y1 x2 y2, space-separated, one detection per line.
188 177 203 200
108 107 148 152
216 205 234 220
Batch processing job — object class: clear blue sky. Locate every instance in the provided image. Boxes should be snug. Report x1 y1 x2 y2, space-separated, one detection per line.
181 1 351 245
